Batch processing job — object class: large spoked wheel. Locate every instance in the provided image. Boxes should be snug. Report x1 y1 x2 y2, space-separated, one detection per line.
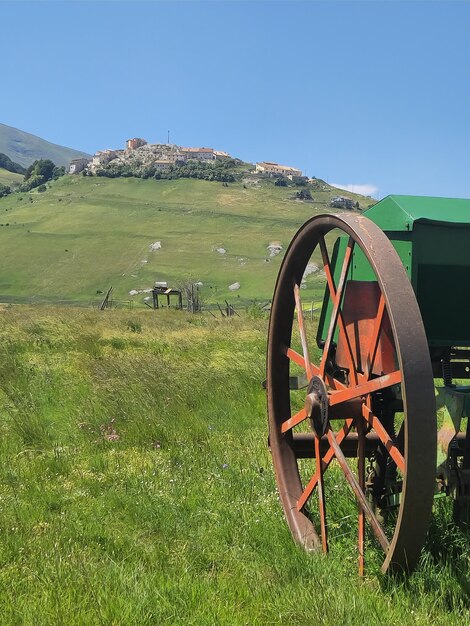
267 213 436 574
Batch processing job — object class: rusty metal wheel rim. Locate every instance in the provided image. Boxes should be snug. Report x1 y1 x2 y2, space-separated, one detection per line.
267 213 436 574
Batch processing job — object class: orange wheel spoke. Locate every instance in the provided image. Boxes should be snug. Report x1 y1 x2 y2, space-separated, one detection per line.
319 237 358 384
329 370 401 406
362 405 405 473
283 346 347 391
296 419 354 511
284 346 310 370
281 407 307 433
327 428 389 552
318 237 337 303
293 284 313 381
315 435 328 553
319 238 354 379
297 468 319 511
365 294 386 379
357 419 366 576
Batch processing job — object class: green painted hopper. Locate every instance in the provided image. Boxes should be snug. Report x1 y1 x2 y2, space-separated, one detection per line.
363 195 470 347
318 195 470 348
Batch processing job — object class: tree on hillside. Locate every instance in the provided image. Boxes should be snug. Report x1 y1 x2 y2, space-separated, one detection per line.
19 159 64 192
53 165 65 179
24 159 55 182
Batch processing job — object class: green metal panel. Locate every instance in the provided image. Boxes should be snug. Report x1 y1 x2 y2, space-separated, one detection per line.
351 236 412 281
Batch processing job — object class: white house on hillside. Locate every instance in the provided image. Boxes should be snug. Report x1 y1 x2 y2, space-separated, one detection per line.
154 160 173 172
256 161 302 177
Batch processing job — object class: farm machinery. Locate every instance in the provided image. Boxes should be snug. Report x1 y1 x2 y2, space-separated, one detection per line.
267 195 470 574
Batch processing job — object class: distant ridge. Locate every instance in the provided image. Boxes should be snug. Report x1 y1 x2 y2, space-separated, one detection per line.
0 123 91 168
0 152 26 174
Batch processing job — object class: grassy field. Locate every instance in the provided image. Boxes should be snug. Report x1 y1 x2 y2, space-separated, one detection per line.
0 305 468 625
0 167 23 188
0 175 369 306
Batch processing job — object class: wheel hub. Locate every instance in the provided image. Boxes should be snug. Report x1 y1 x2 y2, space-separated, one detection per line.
304 376 329 437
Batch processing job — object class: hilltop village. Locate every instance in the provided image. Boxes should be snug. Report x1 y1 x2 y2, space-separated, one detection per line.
69 137 303 180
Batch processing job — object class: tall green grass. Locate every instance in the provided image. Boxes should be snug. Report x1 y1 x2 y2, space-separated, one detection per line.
0 306 468 624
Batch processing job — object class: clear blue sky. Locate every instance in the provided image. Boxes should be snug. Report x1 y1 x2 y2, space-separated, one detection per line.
1 0 469 199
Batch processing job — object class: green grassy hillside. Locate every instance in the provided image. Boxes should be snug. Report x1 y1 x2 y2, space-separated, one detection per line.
0 123 91 168
0 306 467 624
0 167 23 188
0 175 371 306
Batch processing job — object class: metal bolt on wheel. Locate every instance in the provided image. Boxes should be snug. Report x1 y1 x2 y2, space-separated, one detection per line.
267 213 437 574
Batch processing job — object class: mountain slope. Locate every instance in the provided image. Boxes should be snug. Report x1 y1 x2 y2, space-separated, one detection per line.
0 175 371 305
0 152 26 174
0 123 91 168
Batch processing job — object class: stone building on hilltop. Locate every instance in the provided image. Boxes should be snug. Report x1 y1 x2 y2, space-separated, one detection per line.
91 149 123 167
214 150 231 160
126 138 148 150
181 147 216 161
69 157 91 174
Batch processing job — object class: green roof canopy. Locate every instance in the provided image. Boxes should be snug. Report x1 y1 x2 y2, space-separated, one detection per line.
363 195 470 231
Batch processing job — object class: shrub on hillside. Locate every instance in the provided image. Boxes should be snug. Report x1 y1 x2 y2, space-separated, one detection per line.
19 174 45 192
53 165 65 179
295 189 312 200
155 160 237 183
96 163 133 178
97 156 239 184
0 183 11 198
